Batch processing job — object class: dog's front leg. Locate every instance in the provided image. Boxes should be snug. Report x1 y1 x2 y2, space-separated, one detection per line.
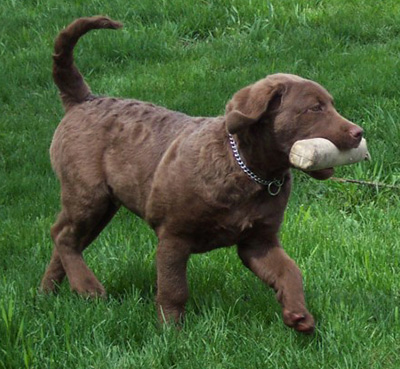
238 238 315 334
156 236 191 324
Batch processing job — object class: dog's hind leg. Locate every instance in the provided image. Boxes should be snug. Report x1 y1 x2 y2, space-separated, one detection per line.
40 248 66 293
41 189 119 297
40 212 68 292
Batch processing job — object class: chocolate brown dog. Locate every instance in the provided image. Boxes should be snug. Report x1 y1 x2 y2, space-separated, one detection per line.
41 16 363 334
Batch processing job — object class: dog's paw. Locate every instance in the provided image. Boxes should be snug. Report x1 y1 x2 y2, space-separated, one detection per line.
40 279 60 294
40 271 67 294
71 278 107 299
283 308 315 334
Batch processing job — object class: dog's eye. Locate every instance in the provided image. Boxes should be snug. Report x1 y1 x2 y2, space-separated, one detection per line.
308 104 323 112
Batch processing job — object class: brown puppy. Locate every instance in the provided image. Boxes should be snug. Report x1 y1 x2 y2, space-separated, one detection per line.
41 16 363 334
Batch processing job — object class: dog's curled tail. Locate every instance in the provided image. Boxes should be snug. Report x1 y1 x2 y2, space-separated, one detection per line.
53 16 122 110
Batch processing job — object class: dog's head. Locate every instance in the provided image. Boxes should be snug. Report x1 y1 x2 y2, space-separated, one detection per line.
225 73 363 180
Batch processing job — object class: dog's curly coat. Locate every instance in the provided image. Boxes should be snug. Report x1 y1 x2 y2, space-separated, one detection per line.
41 16 363 334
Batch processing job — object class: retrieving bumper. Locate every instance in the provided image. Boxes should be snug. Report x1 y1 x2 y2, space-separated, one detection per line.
289 138 370 171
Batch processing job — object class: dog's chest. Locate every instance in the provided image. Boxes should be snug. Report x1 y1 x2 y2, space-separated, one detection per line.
189 195 287 253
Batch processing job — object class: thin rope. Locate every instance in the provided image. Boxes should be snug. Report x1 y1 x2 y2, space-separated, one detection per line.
330 177 400 190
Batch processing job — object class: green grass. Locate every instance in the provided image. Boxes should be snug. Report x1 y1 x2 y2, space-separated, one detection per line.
1 0 400 368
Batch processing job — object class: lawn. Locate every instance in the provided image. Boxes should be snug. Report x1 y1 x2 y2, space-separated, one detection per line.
1 0 400 368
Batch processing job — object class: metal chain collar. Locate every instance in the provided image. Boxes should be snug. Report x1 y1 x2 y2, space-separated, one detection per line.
228 134 285 196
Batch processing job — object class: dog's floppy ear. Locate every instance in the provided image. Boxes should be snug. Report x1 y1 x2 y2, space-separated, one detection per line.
225 80 285 134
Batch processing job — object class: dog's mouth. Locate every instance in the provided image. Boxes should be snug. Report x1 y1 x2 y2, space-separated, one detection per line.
303 167 335 180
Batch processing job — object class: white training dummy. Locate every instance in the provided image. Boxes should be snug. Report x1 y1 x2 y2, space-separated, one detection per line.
289 138 370 171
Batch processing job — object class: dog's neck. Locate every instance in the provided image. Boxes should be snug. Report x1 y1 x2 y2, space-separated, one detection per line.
230 128 290 183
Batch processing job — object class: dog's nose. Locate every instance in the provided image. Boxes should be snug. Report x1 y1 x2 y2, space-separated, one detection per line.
350 126 363 140
349 125 364 148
